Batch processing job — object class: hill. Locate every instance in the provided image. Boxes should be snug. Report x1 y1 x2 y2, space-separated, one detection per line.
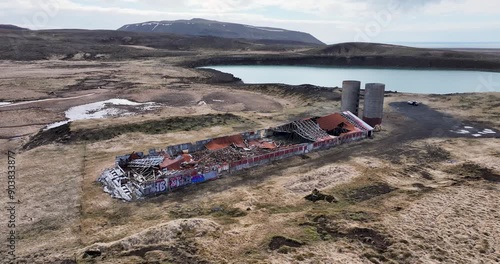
118 18 324 45
0 29 311 60
185 42 500 72
0 24 28 30
309 42 458 56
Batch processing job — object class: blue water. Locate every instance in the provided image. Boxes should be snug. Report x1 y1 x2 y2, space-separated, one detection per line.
204 65 500 94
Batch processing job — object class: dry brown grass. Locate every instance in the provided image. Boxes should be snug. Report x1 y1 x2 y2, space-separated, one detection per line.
1 58 499 263
0 144 85 263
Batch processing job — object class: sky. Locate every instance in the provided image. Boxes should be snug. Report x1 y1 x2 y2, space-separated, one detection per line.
1 0 500 44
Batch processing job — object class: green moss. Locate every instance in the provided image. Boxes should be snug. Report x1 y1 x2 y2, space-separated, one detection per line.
345 211 371 222
255 203 303 214
302 226 321 242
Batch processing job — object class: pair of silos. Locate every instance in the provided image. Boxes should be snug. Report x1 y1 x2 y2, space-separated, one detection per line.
341 80 385 127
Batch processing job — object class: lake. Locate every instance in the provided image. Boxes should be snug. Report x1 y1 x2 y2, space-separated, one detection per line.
203 65 500 94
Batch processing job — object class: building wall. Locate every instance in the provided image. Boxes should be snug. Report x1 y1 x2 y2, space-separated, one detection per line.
137 131 368 198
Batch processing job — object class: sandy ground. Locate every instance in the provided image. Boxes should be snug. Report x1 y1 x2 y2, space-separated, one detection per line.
0 59 499 264
0 60 306 142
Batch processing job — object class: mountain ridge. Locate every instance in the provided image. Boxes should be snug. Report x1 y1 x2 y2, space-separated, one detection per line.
0 24 29 30
118 18 325 45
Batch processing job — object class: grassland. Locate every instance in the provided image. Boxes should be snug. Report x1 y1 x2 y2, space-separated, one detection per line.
0 38 498 263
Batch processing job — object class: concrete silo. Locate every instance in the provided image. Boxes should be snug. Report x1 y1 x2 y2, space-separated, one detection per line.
363 83 385 127
341 80 361 116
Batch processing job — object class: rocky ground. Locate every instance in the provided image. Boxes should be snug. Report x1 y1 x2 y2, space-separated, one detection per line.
0 53 498 264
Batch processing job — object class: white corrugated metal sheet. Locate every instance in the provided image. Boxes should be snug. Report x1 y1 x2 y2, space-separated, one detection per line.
342 111 374 131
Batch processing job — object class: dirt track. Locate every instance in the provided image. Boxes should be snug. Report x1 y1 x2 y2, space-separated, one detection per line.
389 102 499 140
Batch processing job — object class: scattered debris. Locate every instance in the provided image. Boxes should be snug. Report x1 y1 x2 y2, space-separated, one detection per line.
97 111 375 201
326 122 351 136
304 189 337 203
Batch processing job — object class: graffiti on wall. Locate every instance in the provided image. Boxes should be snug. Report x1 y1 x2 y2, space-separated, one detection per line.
142 171 220 196
143 179 168 195
169 175 192 189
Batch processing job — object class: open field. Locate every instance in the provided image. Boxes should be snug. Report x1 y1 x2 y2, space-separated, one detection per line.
0 44 499 264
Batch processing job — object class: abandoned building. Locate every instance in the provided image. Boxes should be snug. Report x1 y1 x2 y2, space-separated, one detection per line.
98 111 375 201
98 81 384 201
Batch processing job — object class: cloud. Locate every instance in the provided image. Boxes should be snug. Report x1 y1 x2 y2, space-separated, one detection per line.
0 0 499 43
422 0 500 15
363 0 445 9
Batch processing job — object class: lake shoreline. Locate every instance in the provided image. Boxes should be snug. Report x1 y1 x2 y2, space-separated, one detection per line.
198 65 500 94
182 43 500 73
184 54 500 73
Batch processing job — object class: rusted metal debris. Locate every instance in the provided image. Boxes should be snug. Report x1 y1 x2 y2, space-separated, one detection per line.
98 111 374 201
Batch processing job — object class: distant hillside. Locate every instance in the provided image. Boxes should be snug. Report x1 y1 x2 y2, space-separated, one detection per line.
0 24 28 30
185 42 500 72
118 18 324 46
310 42 438 56
307 42 500 59
0 29 310 60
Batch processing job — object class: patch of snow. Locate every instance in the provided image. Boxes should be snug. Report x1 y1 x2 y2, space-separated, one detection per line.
472 134 482 137
464 126 474 129
0 102 12 106
142 22 160 26
481 129 496 134
45 120 70 130
257 27 285 32
152 23 160 31
452 129 470 134
244 25 284 32
45 99 160 130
